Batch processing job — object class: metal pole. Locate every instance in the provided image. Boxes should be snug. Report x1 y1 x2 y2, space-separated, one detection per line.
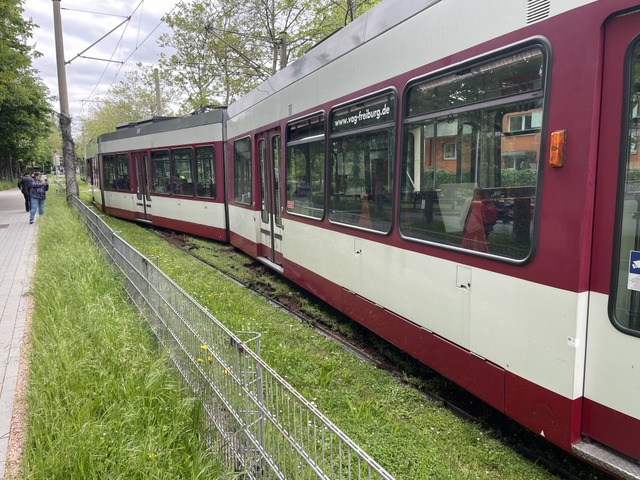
52 0 79 198
279 32 287 70
154 68 162 116
53 0 69 118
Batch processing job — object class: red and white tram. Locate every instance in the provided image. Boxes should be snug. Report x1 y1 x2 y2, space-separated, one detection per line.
97 109 227 242
95 1 640 476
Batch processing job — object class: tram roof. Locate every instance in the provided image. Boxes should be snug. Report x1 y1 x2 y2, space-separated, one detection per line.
227 0 444 117
99 108 227 143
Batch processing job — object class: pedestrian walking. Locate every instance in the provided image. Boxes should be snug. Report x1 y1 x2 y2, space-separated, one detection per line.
17 172 31 212
29 172 49 224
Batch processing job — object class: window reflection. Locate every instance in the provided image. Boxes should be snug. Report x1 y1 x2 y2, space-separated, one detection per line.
234 138 252 205
151 150 170 194
328 92 395 233
400 48 544 260
613 42 640 332
286 115 325 219
171 148 194 196
195 146 216 198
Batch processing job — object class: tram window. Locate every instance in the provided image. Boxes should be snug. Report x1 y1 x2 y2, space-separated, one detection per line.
93 157 101 190
171 147 194 196
151 150 170 194
400 47 545 260
234 138 252 205
195 145 216 198
612 41 640 333
102 154 116 190
114 153 130 191
272 135 282 226
286 114 325 219
328 93 395 233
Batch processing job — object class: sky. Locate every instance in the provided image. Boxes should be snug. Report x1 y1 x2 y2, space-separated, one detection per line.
22 0 181 128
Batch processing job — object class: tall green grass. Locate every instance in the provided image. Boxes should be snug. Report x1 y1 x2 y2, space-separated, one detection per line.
86 210 573 479
70 187 610 479
20 193 228 479
0 180 18 191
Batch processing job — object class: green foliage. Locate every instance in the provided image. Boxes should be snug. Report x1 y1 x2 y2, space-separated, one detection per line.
0 0 52 179
0 179 16 191
297 0 382 56
628 168 640 183
422 168 538 189
78 64 178 157
159 0 268 108
78 1 383 140
500 168 538 187
158 0 382 109
422 168 459 189
86 212 567 480
23 192 227 478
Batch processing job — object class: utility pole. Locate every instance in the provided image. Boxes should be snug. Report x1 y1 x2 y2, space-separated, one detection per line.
154 68 162 116
279 32 287 70
52 0 79 199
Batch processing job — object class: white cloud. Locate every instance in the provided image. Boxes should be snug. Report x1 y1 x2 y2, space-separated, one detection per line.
23 0 180 125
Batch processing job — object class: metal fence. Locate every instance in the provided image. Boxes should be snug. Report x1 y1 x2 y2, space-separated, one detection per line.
71 196 395 480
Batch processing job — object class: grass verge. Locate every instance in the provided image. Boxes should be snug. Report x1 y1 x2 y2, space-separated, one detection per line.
0 180 18 192
80 195 578 479
19 192 227 479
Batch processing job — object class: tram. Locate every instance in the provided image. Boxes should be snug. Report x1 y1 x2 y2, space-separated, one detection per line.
96 109 227 242
95 1 640 476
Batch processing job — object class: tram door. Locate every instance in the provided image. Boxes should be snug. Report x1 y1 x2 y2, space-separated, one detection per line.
134 151 152 221
257 130 283 266
585 10 640 460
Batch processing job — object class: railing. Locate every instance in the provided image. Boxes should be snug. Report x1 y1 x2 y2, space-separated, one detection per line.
71 196 395 480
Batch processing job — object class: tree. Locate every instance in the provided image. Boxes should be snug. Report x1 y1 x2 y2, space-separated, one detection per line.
159 0 381 109
78 63 178 155
159 0 269 108
0 0 52 179
297 0 382 57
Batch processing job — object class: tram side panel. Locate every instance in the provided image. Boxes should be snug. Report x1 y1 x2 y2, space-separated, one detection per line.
221 0 626 457
226 134 269 259
98 113 228 242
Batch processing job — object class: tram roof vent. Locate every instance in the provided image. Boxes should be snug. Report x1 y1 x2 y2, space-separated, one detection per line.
527 0 551 24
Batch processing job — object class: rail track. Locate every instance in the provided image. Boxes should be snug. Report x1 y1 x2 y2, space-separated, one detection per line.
155 228 613 480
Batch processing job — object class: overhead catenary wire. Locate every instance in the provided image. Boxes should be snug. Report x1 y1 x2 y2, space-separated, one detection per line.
66 16 132 65
78 0 185 117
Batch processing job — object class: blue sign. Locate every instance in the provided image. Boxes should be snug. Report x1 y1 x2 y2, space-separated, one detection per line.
631 251 640 274
628 251 640 291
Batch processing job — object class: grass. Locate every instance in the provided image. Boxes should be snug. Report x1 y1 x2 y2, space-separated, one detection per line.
73 190 582 479
19 192 229 479
0 180 18 191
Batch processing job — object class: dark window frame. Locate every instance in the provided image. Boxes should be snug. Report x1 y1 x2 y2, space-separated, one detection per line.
609 34 640 337
399 42 550 263
285 113 326 220
170 147 195 196
234 137 252 205
195 145 216 199
327 90 397 234
151 149 171 195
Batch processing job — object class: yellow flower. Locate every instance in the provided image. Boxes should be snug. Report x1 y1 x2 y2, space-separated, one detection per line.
197 358 203 363
200 344 208 351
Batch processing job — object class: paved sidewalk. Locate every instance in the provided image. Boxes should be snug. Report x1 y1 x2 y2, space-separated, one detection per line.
0 187 37 478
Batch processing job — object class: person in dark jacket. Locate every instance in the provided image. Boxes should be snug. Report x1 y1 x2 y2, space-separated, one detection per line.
29 172 49 224
17 172 31 212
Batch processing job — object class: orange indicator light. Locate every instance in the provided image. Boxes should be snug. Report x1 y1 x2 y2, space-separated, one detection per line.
549 130 566 168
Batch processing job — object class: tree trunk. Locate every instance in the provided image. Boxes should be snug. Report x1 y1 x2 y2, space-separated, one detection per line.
59 113 79 199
